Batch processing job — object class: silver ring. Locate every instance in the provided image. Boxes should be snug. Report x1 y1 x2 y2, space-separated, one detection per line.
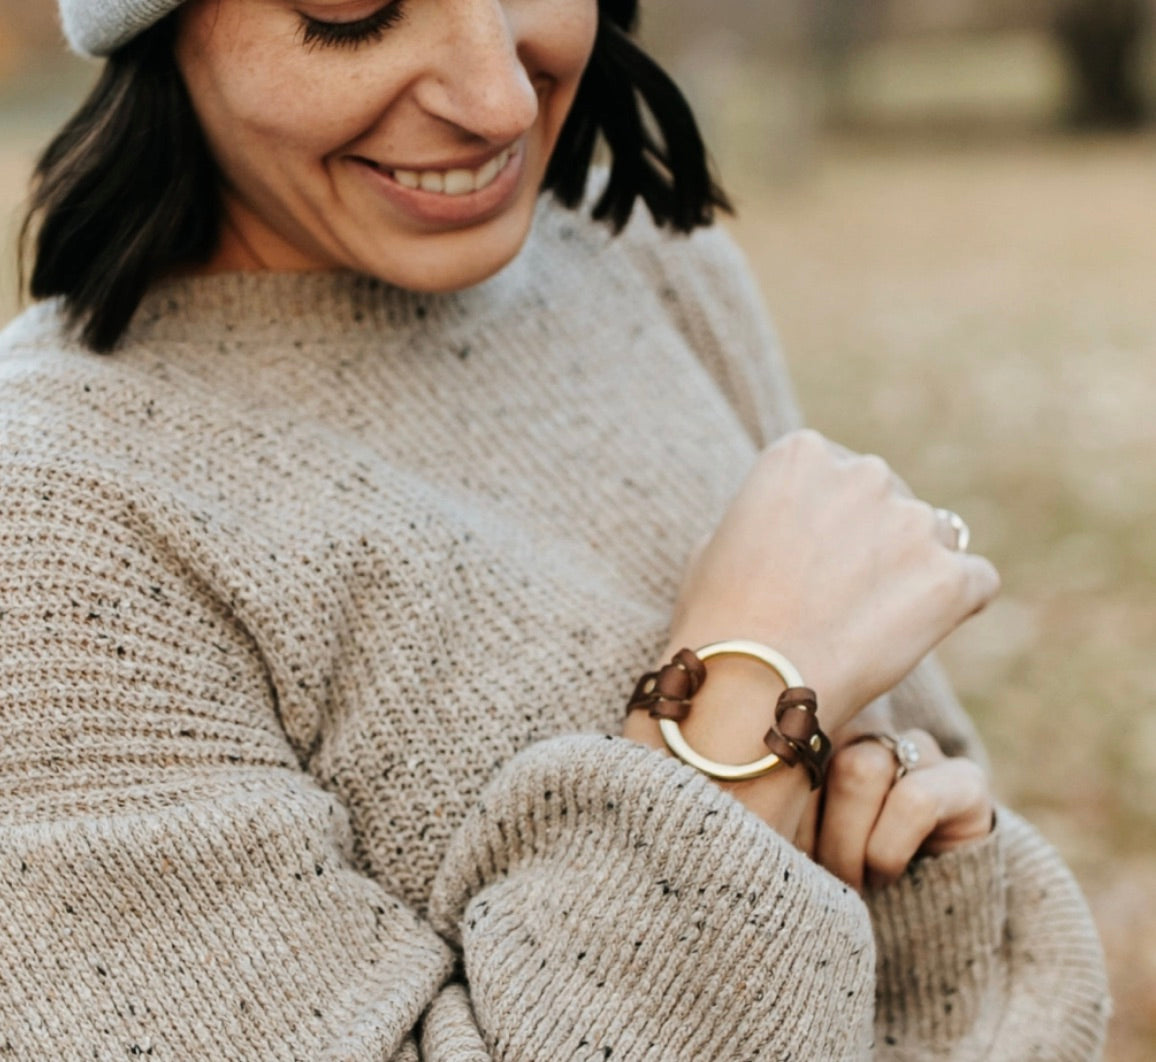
852 732 922 781
934 507 970 552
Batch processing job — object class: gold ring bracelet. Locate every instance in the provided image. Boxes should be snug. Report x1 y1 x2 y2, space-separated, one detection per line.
658 640 806 782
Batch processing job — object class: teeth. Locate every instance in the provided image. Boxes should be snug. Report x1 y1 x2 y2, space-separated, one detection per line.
475 156 500 189
443 169 475 195
391 147 511 197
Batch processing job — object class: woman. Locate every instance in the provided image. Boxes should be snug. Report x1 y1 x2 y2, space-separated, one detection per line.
0 0 1109 1056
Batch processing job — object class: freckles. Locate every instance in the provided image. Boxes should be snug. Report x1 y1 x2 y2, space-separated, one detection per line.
186 9 338 141
217 60 330 142
242 49 403 146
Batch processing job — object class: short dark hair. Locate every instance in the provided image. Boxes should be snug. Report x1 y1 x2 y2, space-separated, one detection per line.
22 0 730 352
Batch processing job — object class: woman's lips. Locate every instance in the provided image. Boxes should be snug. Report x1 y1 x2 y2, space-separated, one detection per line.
351 143 524 226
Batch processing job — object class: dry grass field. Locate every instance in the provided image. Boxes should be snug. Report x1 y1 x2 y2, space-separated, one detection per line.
3 68 1154 1060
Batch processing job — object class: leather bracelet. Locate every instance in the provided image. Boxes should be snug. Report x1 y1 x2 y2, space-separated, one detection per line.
625 647 706 722
626 640 832 789
763 686 832 790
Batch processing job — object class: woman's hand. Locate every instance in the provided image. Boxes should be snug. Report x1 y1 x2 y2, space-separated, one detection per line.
623 429 999 835
668 429 1000 731
795 730 995 892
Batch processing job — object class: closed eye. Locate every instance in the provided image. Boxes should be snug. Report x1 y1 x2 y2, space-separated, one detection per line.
299 2 407 49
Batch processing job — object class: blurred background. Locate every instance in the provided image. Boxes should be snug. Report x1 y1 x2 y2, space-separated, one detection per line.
1 0 1154 1056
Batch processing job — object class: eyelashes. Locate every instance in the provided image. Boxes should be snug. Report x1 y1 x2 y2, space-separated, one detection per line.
299 2 407 49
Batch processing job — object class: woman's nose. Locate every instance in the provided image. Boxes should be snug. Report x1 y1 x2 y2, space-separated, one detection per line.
417 0 541 145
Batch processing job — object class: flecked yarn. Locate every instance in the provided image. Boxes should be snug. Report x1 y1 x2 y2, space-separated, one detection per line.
0 198 1110 1057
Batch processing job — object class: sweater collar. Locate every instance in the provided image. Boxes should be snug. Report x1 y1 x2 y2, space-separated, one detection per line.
124 255 529 346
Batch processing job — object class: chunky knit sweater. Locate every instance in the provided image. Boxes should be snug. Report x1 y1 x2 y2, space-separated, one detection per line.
0 198 1109 1059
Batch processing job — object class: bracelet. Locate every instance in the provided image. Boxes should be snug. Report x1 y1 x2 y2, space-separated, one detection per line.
626 639 832 789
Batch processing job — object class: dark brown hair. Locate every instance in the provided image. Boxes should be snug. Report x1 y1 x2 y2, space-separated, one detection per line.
23 0 729 352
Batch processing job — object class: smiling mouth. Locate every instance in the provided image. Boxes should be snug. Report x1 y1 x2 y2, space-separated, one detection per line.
359 146 516 198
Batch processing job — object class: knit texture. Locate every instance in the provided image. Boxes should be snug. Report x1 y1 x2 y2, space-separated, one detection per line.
0 198 1110 1058
57 0 182 55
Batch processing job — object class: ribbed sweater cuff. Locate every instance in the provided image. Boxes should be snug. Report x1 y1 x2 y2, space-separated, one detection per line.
431 734 876 1060
867 821 1005 1049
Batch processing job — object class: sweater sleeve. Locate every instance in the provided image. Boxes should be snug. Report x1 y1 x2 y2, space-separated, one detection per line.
426 746 1109 1062
428 735 878 1060
0 459 456 1057
0 456 883 1058
867 810 1110 1060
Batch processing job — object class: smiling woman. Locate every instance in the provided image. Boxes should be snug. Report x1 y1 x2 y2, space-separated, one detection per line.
174 0 595 284
0 0 1109 1058
26 0 723 350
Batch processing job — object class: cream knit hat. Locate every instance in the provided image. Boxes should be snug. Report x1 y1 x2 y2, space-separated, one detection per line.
59 0 185 57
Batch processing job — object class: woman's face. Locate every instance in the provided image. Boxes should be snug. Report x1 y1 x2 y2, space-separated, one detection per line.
176 0 598 288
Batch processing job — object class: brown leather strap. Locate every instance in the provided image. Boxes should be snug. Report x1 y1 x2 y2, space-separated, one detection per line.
777 687 819 716
763 686 830 790
671 648 707 688
763 728 800 766
777 703 819 744
625 648 707 721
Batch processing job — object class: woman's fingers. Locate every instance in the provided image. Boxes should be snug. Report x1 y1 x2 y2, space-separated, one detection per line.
815 738 913 891
884 753 994 850
959 552 1002 617
815 730 949 891
865 756 994 887
813 729 995 893
901 497 999 617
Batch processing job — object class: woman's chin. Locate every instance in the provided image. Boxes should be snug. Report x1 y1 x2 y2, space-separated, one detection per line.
342 201 538 293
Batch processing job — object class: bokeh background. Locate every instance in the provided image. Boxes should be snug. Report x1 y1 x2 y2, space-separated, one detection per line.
2 1 1153 1056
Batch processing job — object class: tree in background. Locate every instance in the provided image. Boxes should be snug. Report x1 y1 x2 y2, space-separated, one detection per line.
1055 0 1150 126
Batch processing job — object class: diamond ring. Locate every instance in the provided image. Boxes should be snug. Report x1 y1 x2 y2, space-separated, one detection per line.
850 732 923 782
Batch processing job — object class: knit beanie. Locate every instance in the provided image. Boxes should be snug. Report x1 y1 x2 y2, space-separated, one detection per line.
58 0 184 57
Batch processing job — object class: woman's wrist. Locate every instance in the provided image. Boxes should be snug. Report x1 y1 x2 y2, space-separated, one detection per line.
663 624 857 732
622 640 820 837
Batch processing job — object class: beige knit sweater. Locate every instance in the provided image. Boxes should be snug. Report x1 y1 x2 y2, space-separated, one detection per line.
0 197 1109 1059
